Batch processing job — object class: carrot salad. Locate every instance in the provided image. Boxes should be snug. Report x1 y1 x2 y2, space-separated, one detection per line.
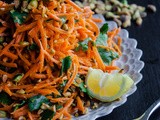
0 0 122 119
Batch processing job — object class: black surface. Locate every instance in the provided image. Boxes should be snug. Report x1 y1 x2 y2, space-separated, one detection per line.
98 0 160 120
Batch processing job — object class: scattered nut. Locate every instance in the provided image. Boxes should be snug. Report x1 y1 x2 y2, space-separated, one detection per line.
136 17 143 26
0 110 7 118
2 75 8 82
18 116 26 120
147 4 157 12
75 0 156 27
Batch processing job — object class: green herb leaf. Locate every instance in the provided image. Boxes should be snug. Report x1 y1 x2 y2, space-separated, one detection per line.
96 33 108 46
0 91 12 105
98 48 119 65
100 23 109 34
28 95 49 111
13 73 24 82
27 43 39 51
14 100 26 111
60 80 68 87
41 109 55 120
75 19 79 23
76 38 91 52
56 104 63 110
79 82 87 93
60 16 67 24
61 56 72 74
10 10 28 24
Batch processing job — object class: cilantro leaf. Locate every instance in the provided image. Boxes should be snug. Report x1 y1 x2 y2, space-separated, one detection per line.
100 23 109 34
13 73 24 82
96 33 108 46
56 104 63 110
0 91 12 105
96 23 109 46
79 82 87 93
60 80 68 87
60 16 67 24
10 10 28 24
98 48 119 65
14 100 26 111
61 56 72 74
41 109 55 120
28 95 49 111
76 38 91 52
27 43 39 51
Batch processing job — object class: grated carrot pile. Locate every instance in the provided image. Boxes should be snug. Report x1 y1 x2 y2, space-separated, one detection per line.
0 0 122 119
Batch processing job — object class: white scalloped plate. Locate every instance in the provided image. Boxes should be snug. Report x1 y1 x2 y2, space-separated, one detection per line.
73 14 144 120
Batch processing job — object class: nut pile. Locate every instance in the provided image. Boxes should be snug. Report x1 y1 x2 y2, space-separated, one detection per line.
75 0 157 27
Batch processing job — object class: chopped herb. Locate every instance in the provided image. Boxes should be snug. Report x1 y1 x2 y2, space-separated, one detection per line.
98 48 119 65
13 73 24 82
28 95 49 111
10 10 28 24
96 23 109 46
27 43 39 51
0 37 4 43
96 33 108 46
60 80 68 87
0 91 12 105
60 16 67 24
75 19 79 23
56 104 63 110
41 109 55 120
79 82 87 93
75 38 91 52
100 23 109 34
60 56 72 75
14 100 26 111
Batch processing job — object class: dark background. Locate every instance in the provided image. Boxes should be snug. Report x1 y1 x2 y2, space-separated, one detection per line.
98 0 160 120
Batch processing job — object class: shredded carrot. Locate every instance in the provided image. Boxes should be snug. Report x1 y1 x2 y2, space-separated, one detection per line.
76 96 85 113
0 0 122 119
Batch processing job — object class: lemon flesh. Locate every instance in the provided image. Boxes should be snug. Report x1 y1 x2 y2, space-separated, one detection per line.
86 68 134 102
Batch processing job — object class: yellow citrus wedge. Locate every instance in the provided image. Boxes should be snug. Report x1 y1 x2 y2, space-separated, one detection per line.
86 68 134 102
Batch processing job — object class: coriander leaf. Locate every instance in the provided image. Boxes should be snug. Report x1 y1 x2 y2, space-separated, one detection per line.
76 38 91 52
98 48 119 65
56 104 63 110
27 43 39 51
13 73 24 82
60 16 67 24
10 10 28 24
79 82 87 93
100 23 109 34
60 80 68 87
0 91 12 105
14 100 26 111
60 56 72 75
28 95 49 111
96 33 108 46
41 109 55 120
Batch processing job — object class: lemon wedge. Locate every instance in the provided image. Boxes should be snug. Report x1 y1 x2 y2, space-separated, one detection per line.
86 68 134 102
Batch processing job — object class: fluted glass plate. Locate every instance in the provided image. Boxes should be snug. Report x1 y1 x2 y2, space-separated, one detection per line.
74 14 144 120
